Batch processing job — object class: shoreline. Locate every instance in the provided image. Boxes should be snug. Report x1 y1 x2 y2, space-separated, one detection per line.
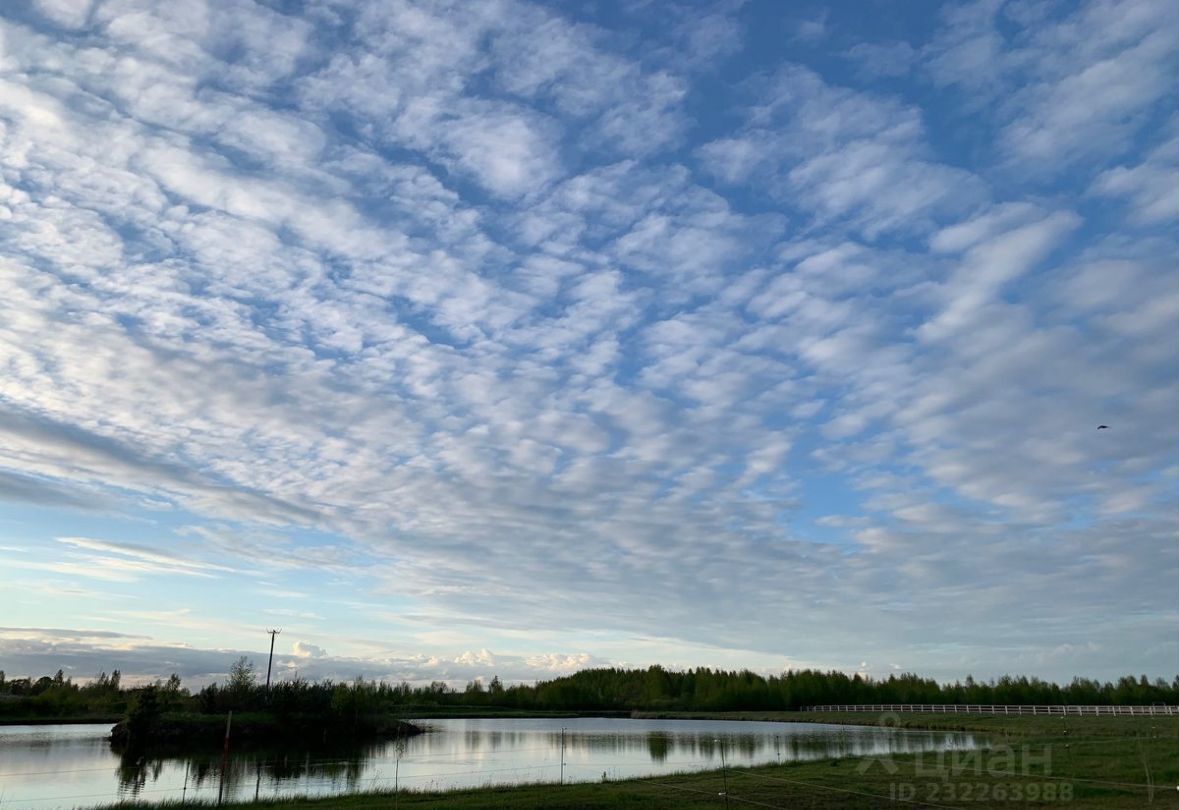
79 713 1178 810
0 709 629 727
110 712 424 750
0 716 121 726
5 706 1171 733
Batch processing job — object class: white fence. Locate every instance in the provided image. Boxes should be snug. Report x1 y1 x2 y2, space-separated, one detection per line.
805 704 1176 716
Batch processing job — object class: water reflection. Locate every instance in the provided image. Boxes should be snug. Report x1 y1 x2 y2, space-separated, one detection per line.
1 719 981 809
647 732 669 762
115 741 376 803
426 721 970 764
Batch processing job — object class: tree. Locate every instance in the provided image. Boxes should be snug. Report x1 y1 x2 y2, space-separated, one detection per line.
228 657 256 692
125 685 160 744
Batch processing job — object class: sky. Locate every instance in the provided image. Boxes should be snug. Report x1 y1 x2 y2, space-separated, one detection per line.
0 0 1176 690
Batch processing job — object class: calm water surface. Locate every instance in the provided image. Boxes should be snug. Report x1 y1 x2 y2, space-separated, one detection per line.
0 718 980 809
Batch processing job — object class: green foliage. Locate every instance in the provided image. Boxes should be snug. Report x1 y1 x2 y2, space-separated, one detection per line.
227 657 257 692
3 666 1177 725
124 685 161 742
0 670 186 721
421 666 1179 713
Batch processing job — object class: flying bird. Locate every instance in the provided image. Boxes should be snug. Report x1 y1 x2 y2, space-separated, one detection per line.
1097 425 1109 430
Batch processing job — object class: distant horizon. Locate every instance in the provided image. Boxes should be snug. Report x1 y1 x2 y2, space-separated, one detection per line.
1 0 1176 687
3 645 1177 692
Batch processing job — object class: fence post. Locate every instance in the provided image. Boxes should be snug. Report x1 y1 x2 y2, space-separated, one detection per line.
218 710 232 805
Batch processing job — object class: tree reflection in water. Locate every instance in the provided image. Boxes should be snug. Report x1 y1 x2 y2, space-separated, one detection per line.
646 732 669 762
116 739 378 799
103 720 978 803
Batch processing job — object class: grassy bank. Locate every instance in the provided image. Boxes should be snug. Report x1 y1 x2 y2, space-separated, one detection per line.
94 712 1178 809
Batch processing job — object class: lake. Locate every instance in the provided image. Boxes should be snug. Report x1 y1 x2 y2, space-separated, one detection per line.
0 718 981 808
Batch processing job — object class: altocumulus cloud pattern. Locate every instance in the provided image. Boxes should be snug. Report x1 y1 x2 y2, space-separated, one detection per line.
0 0 1176 686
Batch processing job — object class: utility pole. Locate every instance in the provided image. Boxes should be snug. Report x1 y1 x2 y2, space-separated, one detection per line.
265 629 281 690
218 710 232 805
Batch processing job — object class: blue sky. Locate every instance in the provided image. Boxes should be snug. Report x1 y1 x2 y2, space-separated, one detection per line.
0 0 1175 688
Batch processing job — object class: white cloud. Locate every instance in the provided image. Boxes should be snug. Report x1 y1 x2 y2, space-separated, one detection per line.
32 0 93 29
292 641 327 659
1090 128 1179 225
697 66 986 238
793 12 828 43
921 207 1081 340
924 0 1179 172
0 631 617 686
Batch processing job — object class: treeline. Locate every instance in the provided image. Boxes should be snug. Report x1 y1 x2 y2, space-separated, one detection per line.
209 667 1179 713
0 669 185 720
112 661 418 748
4 665 1177 722
478 668 1179 711
195 658 400 721
192 666 1179 715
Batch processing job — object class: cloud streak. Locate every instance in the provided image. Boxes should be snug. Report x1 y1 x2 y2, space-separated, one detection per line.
0 0 1175 684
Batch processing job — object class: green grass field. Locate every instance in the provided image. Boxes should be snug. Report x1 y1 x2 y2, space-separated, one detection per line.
96 712 1179 809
